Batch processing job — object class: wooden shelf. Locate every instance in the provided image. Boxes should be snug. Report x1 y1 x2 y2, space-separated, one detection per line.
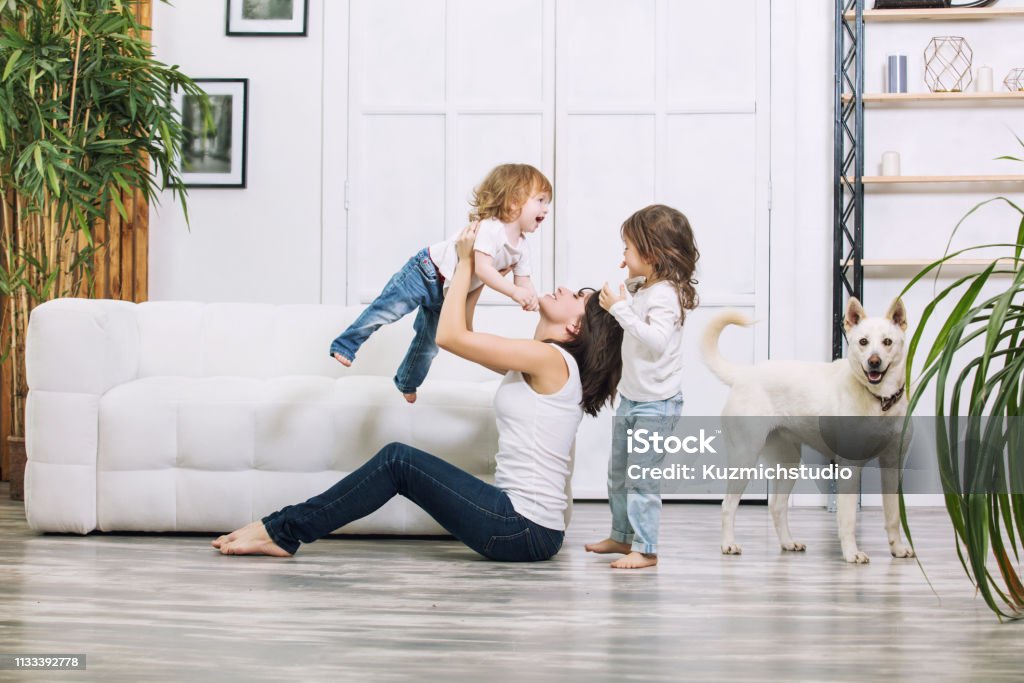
845 7 1024 22
843 92 1024 104
849 259 1022 276
847 175 1024 185
860 259 1020 268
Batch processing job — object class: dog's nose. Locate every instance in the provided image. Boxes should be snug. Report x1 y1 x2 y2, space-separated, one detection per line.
868 355 882 369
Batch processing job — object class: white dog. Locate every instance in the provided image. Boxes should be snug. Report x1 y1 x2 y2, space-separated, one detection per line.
701 297 915 563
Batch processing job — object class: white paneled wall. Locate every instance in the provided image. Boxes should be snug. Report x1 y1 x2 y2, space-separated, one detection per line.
150 0 771 499
344 0 554 305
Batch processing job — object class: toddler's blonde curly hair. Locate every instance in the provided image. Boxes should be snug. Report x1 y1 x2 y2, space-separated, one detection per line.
469 164 552 223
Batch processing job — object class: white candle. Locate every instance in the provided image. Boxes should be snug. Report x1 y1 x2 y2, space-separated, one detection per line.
881 151 901 177
977 66 994 92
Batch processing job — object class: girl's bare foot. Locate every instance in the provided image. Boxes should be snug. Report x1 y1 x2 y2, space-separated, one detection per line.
333 353 352 367
213 522 292 557
585 538 632 554
403 392 417 404
610 551 658 569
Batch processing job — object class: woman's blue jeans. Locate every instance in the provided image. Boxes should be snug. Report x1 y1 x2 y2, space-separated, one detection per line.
607 393 684 555
261 442 565 562
329 248 444 394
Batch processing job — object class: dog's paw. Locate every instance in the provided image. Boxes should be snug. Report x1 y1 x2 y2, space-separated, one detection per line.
890 544 915 558
844 551 870 564
721 544 743 555
781 541 806 552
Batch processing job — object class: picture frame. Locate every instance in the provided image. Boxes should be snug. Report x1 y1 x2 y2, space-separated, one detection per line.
173 78 249 189
226 0 309 37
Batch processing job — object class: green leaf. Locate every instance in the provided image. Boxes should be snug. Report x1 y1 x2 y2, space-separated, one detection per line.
109 187 128 222
2 47 21 81
46 164 59 196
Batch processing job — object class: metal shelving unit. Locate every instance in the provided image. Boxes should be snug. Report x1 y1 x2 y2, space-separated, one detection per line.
833 0 1024 360
833 0 864 361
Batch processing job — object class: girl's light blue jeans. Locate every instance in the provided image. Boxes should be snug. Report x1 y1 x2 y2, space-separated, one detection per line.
329 247 444 394
608 393 684 555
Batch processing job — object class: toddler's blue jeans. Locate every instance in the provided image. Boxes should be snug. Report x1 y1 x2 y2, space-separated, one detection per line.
330 247 444 394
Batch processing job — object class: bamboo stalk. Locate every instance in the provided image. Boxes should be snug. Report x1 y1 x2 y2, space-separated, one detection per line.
67 29 82 133
122 189 134 301
12 199 26 439
107 197 122 300
133 186 148 302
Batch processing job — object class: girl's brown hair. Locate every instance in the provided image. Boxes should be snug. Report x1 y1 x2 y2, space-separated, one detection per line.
552 293 623 417
621 204 700 317
468 164 552 223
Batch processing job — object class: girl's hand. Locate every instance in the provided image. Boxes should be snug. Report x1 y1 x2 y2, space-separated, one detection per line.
599 282 626 312
455 222 480 263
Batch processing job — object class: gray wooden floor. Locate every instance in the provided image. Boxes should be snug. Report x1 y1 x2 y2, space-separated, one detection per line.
1 483 1022 682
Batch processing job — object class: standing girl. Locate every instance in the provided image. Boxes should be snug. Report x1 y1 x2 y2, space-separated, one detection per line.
585 204 700 569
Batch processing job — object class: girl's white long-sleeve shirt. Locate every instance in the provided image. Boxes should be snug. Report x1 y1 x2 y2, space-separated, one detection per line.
609 280 685 402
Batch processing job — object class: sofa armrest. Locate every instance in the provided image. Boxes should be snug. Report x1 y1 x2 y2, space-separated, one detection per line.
27 298 139 394
24 298 138 534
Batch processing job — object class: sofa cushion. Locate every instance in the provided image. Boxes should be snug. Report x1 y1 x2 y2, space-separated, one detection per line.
95 375 500 532
133 301 511 383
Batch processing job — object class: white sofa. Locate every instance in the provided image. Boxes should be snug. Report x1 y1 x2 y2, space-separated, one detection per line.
25 298 526 535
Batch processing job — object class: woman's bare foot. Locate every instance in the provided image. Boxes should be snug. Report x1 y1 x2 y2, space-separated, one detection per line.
211 521 259 549
610 551 658 569
333 352 352 367
403 392 417 404
585 538 632 554
212 521 292 557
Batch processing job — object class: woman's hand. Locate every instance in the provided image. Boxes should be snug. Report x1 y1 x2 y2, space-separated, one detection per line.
455 221 480 264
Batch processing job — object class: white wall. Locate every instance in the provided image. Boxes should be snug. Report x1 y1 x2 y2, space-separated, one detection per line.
150 0 326 303
149 1 1024 503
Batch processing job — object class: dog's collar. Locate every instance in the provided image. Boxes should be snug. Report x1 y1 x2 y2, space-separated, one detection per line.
877 385 905 412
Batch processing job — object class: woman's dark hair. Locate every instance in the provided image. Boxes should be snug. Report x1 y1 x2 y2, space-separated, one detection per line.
552 292 623 417
621 204 700 317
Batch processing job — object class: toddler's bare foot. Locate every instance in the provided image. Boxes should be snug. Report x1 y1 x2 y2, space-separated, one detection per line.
403 392 417 404
610 552 658 569
214 522 292 557
333 353 352 367
585 538 632 554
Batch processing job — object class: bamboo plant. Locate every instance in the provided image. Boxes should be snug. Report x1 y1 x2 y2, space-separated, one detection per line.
900 136 1024 620
0 0 206 439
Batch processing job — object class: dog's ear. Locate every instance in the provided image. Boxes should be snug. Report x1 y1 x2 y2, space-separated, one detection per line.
886 298 908 331
844 297 867 331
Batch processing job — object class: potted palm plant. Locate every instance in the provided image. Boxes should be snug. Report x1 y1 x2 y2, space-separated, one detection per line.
0 0 206 499
900 136 1024 620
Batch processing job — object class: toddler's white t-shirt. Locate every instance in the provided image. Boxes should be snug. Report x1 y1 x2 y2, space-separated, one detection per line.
429 218 532 292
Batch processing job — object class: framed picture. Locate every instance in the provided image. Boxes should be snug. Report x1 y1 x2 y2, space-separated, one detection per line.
226 0 309 37
173 79 249 189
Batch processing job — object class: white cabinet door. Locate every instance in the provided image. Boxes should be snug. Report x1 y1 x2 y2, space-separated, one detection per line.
344 0 555 305
338 0 771 499
556 0 771 498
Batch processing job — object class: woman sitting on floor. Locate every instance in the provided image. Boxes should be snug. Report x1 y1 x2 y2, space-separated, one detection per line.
213 222 623 561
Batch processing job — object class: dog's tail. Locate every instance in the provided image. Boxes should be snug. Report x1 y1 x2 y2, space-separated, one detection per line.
700 311 754 386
